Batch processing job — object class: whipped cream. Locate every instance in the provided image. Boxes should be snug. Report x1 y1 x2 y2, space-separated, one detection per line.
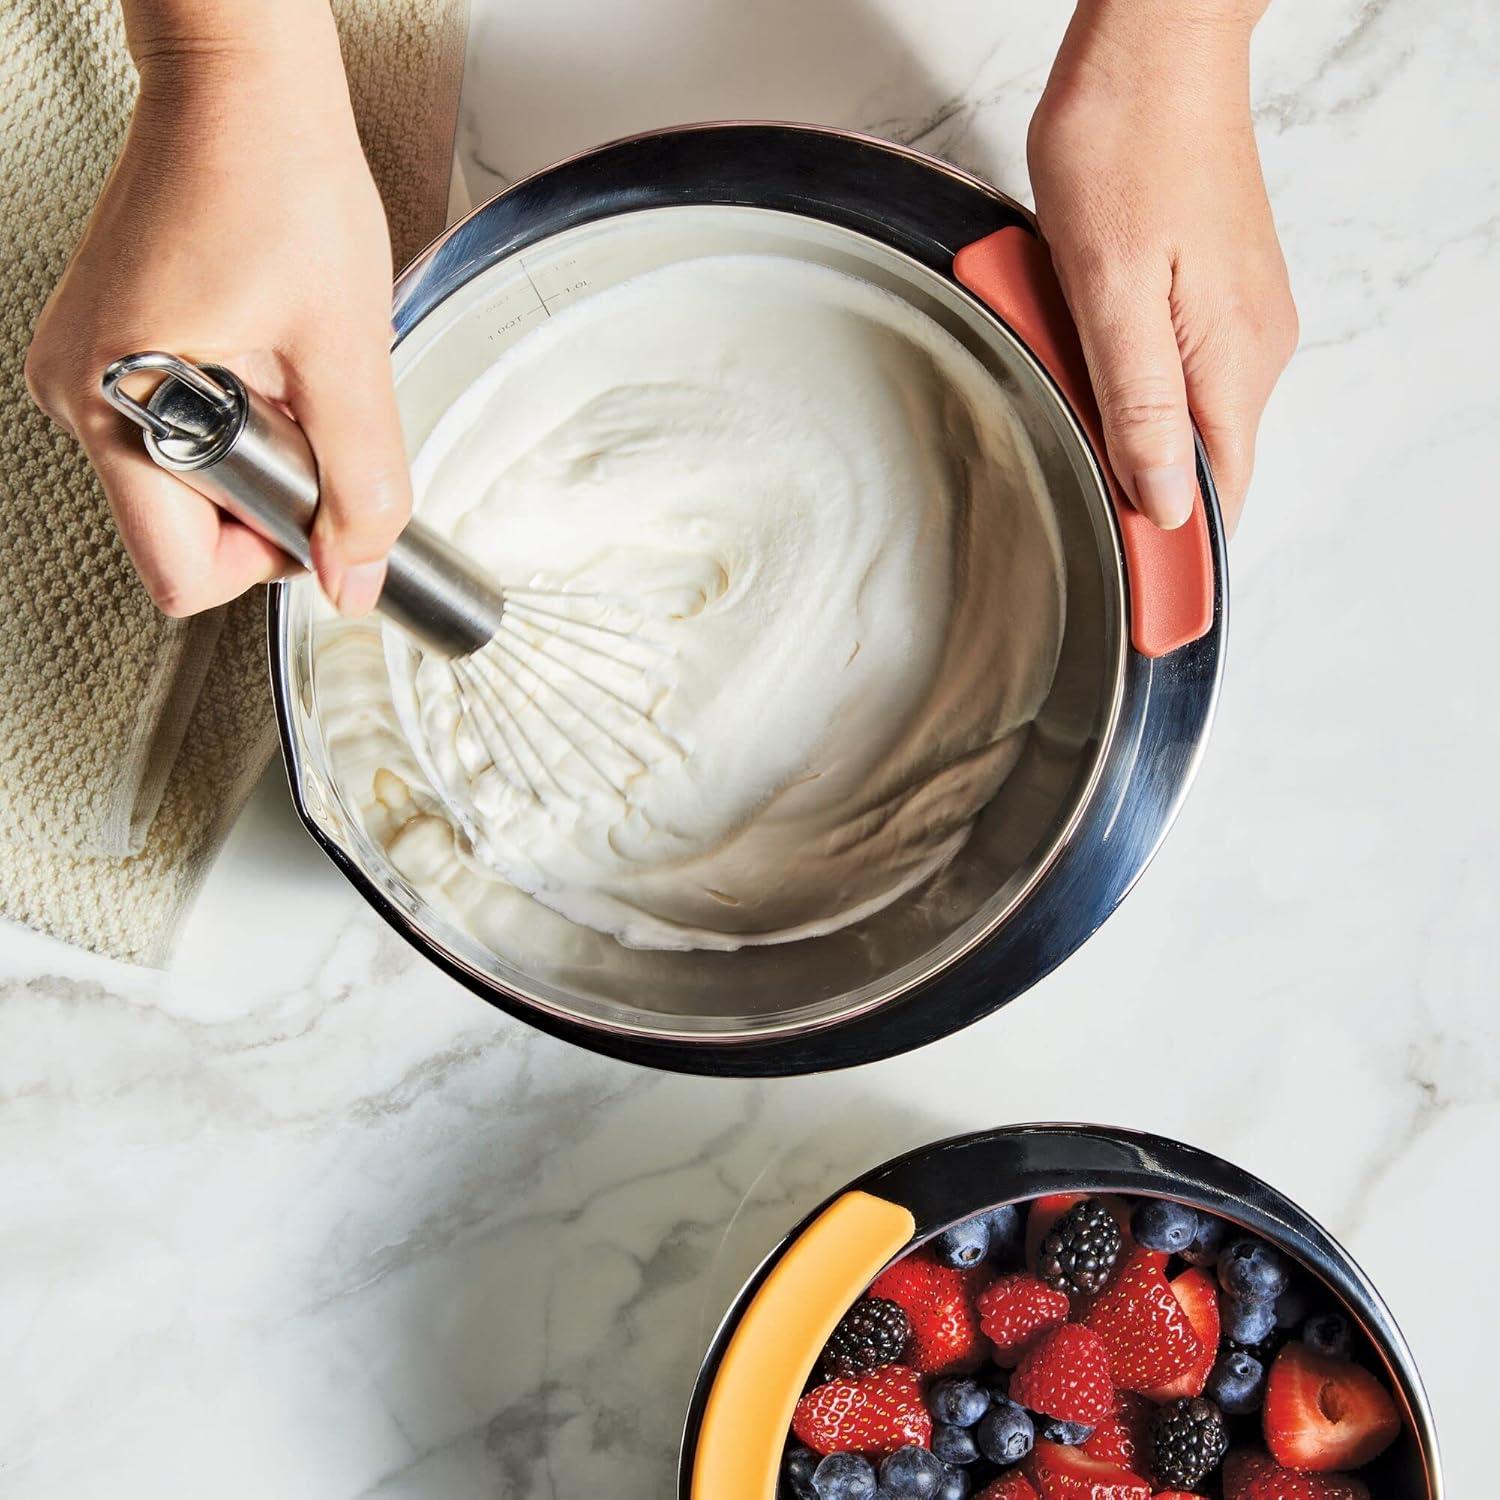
318 253 1065 952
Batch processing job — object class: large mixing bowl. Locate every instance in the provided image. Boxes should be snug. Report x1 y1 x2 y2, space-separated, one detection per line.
678 1124 1442 1499
269 123 1227 1075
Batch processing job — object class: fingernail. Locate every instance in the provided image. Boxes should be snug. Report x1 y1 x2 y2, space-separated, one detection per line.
1134 464 1197 530
336 559 386 617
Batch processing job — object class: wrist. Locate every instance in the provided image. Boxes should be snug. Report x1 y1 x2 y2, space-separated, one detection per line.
1040 0 1259 114
1071 0 1265 41
128 2 353 132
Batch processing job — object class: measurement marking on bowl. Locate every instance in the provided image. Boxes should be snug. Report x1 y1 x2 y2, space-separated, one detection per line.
520 260 553 320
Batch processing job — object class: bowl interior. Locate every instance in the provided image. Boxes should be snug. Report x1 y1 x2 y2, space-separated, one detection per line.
279 204 1126 1040
683 1131 1438 1500
899 1189 1435 1497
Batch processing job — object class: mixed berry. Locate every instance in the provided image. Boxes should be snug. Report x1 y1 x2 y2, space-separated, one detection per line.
779 1193 1403 1500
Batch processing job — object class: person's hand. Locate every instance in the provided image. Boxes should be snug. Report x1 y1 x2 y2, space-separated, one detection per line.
1028 0 1297 533
25 10 408 617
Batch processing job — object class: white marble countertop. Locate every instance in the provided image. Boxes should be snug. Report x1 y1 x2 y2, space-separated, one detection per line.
2 2 1495 1495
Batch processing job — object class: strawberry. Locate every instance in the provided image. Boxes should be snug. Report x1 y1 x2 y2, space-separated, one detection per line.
979 1273 1071 1366
869 1252 988 1374
1083 1250 1202 1391
978 1476 1041 1500
1010 1324 1115 1424
1222 1448 1372 1500
1026 1438 1151 1500
1139 1269 1219 1400
791 1364 931 1457
1151 1493 1207 1499
1262 1344 1400 1472
1084 1390 1153 1469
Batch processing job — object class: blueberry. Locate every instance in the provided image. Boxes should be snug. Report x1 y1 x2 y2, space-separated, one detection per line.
983 1204 1026 1265
1221 1292 1278 1345
933 1216 991 1269
1181 1212 1229 1267
1218 1237 1290 1303
927 1379 991 1429
976 1400 1035 1466
1039 1418 1095 1445
936 1465 971 1500
1131 1198 1199 1255
1303 1311 1353 1359
811 1451 878 1500
785 1443 820 1500
932 1423 981 1465
1206 1348 1267 1415
877 1444 947 1499
1274 1280 1312 1330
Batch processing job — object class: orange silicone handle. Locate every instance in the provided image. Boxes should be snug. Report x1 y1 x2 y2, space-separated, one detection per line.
691 1190 917 1500
953 226 1214 658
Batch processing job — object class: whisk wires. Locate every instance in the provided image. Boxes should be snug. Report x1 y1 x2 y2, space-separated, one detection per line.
445 584 684 807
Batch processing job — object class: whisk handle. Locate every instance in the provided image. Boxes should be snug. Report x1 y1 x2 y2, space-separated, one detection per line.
100 352 504 659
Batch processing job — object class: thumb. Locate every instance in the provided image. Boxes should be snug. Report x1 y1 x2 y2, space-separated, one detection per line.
1062 261 1198 530
290 336 412 616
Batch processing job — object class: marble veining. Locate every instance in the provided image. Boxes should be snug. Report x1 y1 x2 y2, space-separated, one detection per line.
2 2 1496 1495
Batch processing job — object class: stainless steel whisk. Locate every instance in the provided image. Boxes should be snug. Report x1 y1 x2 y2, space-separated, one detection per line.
102 351 681 802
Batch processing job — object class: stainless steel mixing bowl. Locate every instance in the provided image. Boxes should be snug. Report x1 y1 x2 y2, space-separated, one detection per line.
268 124 1228 1075
678 1124 1442 1499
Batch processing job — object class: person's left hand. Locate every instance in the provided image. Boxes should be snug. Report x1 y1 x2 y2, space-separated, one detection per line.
1028 1 1298 534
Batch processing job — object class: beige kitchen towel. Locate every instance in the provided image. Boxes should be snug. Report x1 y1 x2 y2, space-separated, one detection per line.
0 0 468 964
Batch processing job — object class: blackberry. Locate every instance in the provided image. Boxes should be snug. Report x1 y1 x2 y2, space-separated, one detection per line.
819 1296 912 1378
1037 1198 1122 1297
1150 1397 1229 1491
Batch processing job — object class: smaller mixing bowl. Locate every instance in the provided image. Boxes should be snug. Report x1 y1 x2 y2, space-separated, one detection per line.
678 1124 1441 1499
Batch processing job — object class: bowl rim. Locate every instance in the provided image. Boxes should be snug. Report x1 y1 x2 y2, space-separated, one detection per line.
267 122 1227 1075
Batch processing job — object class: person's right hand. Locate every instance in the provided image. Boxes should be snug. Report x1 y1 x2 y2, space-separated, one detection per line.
25 18 410 618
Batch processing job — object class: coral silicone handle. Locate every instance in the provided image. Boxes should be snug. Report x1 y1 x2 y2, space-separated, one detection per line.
953 226 1215 658
691 1190 917 1500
